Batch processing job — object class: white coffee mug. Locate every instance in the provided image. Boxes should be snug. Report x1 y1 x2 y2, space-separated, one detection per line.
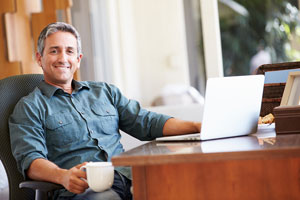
80 162 114 192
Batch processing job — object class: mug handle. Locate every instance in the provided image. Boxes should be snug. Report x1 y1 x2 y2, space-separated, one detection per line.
79 165 88 183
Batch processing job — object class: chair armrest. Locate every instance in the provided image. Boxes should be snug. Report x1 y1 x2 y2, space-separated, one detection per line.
19 181 63 191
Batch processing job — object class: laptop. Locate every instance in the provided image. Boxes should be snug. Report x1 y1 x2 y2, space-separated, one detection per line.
156 75 265 141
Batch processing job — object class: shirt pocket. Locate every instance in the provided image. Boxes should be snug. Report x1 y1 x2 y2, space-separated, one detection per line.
45 112 77 146
91 104 119 135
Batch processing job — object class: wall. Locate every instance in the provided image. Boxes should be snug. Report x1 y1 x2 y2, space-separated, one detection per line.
108 0 222 106
98 0 191 106
130 0 190 106
71 0 223 106
121 0 224 106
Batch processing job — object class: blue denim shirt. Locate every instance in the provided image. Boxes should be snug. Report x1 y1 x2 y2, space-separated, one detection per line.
9 80 171 180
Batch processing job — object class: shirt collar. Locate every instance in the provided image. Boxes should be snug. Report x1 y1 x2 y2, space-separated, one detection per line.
38 80 90 98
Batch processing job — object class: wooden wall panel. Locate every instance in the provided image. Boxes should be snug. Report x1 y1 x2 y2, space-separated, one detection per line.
4 0 42 75
55 0 73 24
31 0 57 53
0 0 21 79
55 0 73 9
0 0 80 80
0 0 15 13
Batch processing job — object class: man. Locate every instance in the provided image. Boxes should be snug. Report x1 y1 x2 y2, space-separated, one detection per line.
9 22 201 200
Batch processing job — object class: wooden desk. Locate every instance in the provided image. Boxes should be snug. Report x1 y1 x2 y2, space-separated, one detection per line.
112 133 300 200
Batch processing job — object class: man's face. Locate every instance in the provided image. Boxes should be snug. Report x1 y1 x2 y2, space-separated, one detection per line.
36 31 82 87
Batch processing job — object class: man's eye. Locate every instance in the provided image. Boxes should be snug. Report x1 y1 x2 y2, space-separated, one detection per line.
50 50 57 53
67 50 74 54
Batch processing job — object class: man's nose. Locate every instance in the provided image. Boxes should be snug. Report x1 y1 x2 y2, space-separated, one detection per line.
57 52 67 62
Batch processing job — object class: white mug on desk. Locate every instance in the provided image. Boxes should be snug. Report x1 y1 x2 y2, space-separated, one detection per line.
80 162 114 192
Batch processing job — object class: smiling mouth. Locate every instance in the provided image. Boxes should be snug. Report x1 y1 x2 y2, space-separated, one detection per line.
54 65 70 69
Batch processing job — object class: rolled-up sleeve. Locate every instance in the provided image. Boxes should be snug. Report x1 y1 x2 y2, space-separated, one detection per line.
9 100 48 178
109 85 172 140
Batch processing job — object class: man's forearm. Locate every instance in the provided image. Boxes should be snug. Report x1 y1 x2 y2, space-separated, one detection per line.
27 158 67 184
162 118 201 136
27 158 88 194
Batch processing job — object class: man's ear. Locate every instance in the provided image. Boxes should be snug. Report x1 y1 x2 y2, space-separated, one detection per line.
36 52 42 67
77 54 83 69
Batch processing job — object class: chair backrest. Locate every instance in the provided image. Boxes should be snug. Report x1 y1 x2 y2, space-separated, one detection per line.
0 74 44 200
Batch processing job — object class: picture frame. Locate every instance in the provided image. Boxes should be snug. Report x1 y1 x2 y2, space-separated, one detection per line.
280 71 300 106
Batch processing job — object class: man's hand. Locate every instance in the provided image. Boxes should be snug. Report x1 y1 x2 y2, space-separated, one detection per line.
27 159 89 194
193 122 201 133
163 118 201 136
61 162 89 194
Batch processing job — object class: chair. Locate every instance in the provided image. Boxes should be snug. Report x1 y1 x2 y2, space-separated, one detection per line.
0 74 63 200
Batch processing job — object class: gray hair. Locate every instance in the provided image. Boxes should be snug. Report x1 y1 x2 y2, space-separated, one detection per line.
37 22 82 57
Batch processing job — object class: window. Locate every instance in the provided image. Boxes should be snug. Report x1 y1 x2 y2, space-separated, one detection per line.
219 0 300 76
184 0 224 95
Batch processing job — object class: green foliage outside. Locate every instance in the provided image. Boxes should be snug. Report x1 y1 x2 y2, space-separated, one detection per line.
220 0 300 76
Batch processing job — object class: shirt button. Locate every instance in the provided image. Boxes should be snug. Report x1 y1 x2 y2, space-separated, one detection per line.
90 130 94 134
59 121 63 124
81 112 84 115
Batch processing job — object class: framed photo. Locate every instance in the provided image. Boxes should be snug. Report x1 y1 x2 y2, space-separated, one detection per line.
281 71 300 106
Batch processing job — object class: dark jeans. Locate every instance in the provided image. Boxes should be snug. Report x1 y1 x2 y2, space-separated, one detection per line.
111 171 132 200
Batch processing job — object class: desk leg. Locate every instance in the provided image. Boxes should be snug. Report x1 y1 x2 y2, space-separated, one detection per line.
132 166 148 200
